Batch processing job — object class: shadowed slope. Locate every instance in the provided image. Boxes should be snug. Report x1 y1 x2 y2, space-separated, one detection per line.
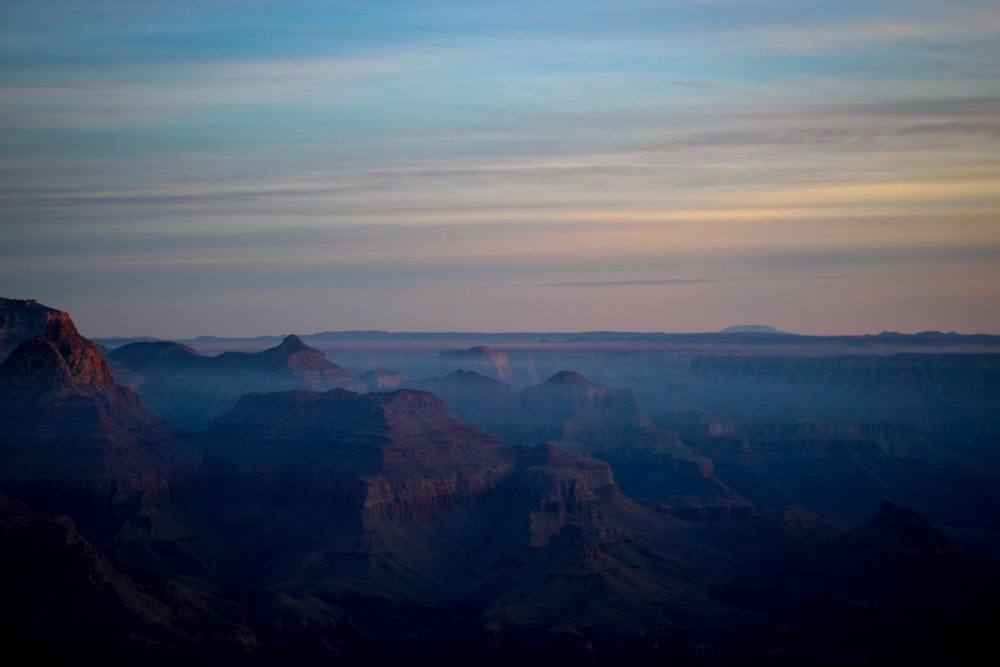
0 313 175 530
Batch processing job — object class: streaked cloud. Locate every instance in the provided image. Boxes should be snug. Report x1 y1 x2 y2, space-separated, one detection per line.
550 279 721 288
1 1 998 336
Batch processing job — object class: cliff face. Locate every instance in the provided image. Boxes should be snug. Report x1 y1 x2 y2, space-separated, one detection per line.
202 388 517 522
686 353 1000 460
408 369 739 518
509 443 626 548
0 313 175 528
1 312 115 390
663 410 981 527
0 297 61 361
519 370 654 443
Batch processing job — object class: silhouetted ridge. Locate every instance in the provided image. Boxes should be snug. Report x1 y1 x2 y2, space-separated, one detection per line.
446 369 503 384
0 491 203 661
867 499 961 552
110 334 358 428
276 333 307 352
544 370 593 386
111 340 200 367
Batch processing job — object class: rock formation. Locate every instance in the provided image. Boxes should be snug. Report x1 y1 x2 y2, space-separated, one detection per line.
201 388 517 522
0 296 61 360
439 345 513 381
3 297 999 665
406 369 521 434
0 312 175 535
665 409 982 527
109 334 358 429
354 367 408 392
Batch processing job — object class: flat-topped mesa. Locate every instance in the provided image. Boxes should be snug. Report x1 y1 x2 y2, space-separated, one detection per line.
0 312 115 391
204 388 517 521
439 345 512 381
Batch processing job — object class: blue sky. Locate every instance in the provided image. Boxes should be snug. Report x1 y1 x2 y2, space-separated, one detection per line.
2 1 999 336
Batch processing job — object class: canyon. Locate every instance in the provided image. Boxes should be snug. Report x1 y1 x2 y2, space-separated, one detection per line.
1 297 999 665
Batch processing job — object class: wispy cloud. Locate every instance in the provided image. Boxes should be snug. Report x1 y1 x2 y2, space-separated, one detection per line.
2 1 999 335
549 278 720 287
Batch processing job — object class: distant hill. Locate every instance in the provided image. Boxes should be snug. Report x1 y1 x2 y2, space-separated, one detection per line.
719 324 795 335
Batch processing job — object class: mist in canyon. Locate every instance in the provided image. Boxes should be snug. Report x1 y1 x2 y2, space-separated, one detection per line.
2 296 999 666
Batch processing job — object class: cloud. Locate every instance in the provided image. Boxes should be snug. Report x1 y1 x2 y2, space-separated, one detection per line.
549 278 721 287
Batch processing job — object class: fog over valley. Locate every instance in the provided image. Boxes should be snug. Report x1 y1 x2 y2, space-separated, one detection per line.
2 296 999 665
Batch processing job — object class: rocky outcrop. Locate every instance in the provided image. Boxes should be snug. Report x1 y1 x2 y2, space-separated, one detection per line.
355 368 408 392
109 335 358 429
0 297 61 360
439 345 512 381
201 388 517 522
1 311 115 390
509 443 626 548
0 313 176 530
666 410 980 526
519 370 655 442
409 369 742 518
517 372 719 492
218 334 353 390
406 370 521 434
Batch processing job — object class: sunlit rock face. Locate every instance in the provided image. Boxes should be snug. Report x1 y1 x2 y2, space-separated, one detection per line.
1 312 115 390
0 312 174 526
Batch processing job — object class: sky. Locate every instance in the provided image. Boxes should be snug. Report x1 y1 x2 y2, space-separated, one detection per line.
1 1 999 338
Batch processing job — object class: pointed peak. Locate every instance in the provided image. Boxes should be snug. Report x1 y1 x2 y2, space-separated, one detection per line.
867 500 959 552
544 370 593 386
44 311 81 342
278 334 307 350
257 334 317 362
1 311 114 390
